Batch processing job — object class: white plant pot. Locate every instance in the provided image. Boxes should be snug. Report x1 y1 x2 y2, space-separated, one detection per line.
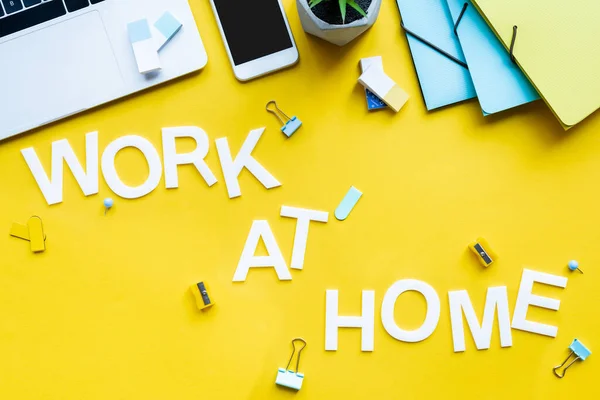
296 0 382 46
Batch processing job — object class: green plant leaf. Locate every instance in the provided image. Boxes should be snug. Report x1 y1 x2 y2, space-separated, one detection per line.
309 0 324 8
339 0 347 22
347 0 367 17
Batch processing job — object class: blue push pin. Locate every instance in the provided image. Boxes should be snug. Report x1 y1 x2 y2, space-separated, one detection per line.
568 260 583 274
103 198 114 215
266 101 302 138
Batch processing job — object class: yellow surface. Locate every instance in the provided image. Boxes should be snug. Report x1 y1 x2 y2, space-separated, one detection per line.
1 0 600 398
472 0 600 127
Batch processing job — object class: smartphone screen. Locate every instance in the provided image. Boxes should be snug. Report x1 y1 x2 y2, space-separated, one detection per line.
212 0 294 65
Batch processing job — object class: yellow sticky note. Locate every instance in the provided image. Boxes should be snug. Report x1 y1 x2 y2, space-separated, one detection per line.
471 0 600 128
9 223 30 240
27 217 45 253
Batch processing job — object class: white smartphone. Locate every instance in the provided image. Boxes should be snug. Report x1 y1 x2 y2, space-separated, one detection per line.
209 0 299 81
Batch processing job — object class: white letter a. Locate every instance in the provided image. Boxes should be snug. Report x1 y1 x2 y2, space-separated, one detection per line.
233 220 291 282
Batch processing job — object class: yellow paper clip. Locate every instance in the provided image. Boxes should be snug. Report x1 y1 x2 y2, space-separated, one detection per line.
10 216 46 253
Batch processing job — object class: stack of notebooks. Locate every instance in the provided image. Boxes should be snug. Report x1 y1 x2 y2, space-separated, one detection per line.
395 0 600 129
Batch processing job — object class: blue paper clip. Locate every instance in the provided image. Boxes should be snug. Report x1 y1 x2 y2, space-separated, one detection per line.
266 101 302 138
276 338 306 391
553 339 591 378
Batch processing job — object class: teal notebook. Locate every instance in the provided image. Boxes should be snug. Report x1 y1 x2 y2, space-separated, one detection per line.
446 0 539 114
396 0 476 110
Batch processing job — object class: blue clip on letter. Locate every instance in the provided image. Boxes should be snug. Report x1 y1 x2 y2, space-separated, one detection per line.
266 101 302 138
276 338 306 391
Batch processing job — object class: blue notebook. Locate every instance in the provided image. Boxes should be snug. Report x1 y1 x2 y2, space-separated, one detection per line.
396 0 476 110
446 0 540 114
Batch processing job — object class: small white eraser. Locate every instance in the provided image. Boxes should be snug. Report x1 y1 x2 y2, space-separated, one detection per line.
359 56 387 110
359 56 383 73
132 40 162 74
128 19 162 74
358 67 409 112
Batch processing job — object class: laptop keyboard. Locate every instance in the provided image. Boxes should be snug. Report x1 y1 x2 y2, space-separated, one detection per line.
0 0 105 39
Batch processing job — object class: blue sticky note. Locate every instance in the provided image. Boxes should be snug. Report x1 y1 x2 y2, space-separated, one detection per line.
446 0 539 115
154 11 183 50
396 0 476 110
570 339 591 360
128 19 152 44
335 186 362 221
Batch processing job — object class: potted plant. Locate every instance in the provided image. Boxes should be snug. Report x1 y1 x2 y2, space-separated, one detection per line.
296 0 382 46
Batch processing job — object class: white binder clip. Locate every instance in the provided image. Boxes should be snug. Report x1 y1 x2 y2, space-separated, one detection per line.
276 338 306 391
266 101 302 137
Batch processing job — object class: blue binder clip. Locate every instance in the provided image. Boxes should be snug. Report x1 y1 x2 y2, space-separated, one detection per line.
553 339 591 378
266 101 302 138
275 338 306 391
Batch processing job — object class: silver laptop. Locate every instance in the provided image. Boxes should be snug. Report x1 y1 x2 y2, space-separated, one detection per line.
0 0 207 141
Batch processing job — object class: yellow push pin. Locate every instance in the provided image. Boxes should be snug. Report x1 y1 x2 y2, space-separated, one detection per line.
9 216 46 253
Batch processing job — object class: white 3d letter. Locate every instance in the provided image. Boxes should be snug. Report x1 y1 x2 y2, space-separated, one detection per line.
448 287 512 352
215 128 281 198
232 220 291 282
21 131 99 205
162 126 217 189
325 290 375 352
512 269 568 337
101 135 162 199
280 206 329 270
381 279 440 343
